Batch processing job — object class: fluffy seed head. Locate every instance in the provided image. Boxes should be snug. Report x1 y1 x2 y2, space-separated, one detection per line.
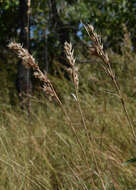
64 42 76 66
8 42 37 69
8 42 59 101
64 42 79 89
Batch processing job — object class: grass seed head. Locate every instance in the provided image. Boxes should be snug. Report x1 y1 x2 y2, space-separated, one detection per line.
64 42 76 67
64 41 79 89
8 42 60 102
8 42 37 69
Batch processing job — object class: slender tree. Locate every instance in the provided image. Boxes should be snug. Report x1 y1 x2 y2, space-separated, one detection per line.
16 0 32 112
50 0 70 67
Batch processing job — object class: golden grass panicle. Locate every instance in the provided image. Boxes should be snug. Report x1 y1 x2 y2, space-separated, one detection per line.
8 42 38 69
8 42 59 101
64 42 79 90
84 24 109 63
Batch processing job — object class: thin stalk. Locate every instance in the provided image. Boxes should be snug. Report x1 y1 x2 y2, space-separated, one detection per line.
107 63 136 139
85 24 136 140
56 97 90 169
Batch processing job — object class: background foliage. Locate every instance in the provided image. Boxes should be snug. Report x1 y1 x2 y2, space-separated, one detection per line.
0 0 136 100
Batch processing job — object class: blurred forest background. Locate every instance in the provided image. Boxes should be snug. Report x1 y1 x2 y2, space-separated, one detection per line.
1 0 136 189
1 0 136 107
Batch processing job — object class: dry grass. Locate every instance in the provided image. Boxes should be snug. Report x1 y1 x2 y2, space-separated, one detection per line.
1 97 136 190
1 25 136 189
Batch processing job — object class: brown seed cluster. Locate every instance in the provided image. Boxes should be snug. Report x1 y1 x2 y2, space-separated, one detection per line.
8 42 58 101
85 24 109 64
64 42 79 90
8 42 38 69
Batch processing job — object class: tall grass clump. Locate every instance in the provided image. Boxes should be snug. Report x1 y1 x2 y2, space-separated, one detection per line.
1 25 136 189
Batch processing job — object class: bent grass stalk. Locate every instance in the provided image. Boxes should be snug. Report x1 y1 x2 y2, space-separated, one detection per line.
84 24 136 140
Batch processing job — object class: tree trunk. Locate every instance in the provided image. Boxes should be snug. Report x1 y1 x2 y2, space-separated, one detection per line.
17 0 32 113
50 0 70 67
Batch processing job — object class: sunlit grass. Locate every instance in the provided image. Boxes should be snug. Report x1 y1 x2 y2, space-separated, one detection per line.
0 92 136 189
